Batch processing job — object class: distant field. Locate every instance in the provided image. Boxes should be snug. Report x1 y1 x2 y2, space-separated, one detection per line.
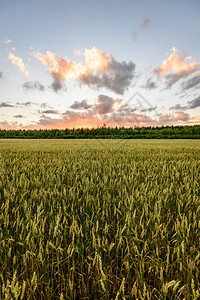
0 139 200 299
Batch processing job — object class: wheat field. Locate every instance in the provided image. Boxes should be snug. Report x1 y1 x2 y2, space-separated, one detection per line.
0 139 200 299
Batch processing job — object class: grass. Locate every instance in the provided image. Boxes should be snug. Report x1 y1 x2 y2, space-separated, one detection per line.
0 139 200 299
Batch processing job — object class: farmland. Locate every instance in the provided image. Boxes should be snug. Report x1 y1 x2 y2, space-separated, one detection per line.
0 139 200 299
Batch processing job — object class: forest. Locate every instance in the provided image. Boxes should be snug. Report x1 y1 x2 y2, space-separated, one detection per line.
1 125 200 139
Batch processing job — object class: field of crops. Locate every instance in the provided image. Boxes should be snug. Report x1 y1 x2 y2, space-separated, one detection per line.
0 139 200 299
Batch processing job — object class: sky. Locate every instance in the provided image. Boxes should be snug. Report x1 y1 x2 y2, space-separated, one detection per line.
0 0 200 129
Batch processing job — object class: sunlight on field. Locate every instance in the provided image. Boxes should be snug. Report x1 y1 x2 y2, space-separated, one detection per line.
0 139 200 299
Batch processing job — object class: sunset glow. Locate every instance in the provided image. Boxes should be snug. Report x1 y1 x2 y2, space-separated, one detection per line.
1 0 200 129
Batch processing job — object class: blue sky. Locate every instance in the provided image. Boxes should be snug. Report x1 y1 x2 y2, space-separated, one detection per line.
1 0 200 129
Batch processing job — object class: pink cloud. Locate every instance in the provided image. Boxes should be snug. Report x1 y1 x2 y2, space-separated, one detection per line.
158 111 190 123
8 52 29 76
35 110 102 129
33 109 192 130
174 112 190 121
34 47 135 94
159 50 198 76
34 47 112 80
156 47 199 88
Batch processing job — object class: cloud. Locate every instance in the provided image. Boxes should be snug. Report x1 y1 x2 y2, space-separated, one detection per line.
163 73 185 89
174 112 190 121
0 121 16 129
40 102 53 109
51 77 64 92
109 102 190 126
158 112 190 123
35 111 153 129
78 59 135 95
141 106 157 112
0 72 3 78
0 102 14 107
26 100 195 129
141 14 151 30
16 101 33 106
169 103 185 110
0 120 25 129
156 47 199 88
35 110 102 129
158 49 198 75
4 39 12 44
191 114 200 123
159 112 190 124
36 108 157 129
187 96 200 109
16 101 53 109
23 81 45 92
35 94 123 128
141 78 157 90
132 14 151 41
93 94 121 114
111 111 155 125
117 103 137 113
34 47 135 94
70 100 91 110
69 94 120 115
8 52 29 76
170 96 200 110
14 115 24 118
42 109 58 114
181 74 200 91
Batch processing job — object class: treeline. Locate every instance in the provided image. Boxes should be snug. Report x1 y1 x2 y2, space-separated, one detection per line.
1 125 200 139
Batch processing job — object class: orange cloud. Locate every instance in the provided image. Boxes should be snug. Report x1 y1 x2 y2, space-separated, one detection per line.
0 105 194 130
158 112 190 123
159 48 198 76
191 114 200 123
34 47 135 94
80 47 111 74
8 52 29 76
35 110 102 129
156 47 199 88
35 47 111 80
174 112 190 121
35 51 76 80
